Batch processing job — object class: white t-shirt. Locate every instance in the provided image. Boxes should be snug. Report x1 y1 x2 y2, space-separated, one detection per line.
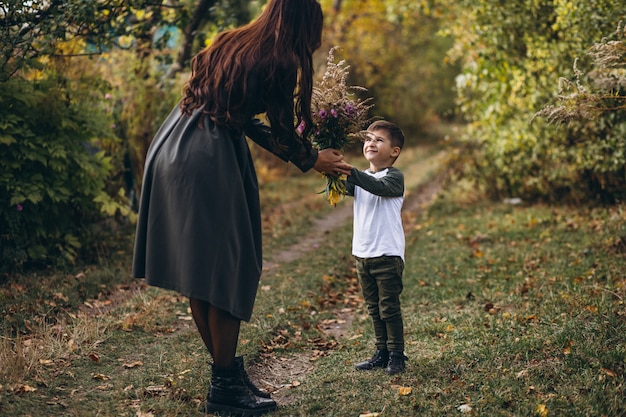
346 167 405 260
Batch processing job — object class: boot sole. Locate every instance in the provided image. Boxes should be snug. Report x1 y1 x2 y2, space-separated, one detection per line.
355 362 387 371
205 402 277 416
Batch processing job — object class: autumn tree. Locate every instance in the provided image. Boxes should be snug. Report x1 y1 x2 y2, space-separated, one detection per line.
319 0 460 139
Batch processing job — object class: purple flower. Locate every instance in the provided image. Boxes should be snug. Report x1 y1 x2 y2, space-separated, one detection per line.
16 204 23 211
296 120 306 134
331 108 338 118
105 93 112 100
344 103 356 115
319 109 328 119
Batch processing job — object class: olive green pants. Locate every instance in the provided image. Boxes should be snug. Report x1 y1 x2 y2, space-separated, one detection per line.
355 255 405 352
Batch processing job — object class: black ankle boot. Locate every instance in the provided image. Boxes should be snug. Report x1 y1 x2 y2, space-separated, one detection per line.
355 349 389 371
234 356 271 399
385 351 408 375
206 364 277 416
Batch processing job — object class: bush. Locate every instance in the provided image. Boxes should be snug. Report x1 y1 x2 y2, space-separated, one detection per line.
0 77 112 271
437 0 626 202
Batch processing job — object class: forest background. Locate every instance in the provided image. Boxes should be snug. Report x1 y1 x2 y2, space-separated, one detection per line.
1 0 625 270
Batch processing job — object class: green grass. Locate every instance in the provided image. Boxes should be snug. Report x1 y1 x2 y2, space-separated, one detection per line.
1 143 625 416
255 195 626 417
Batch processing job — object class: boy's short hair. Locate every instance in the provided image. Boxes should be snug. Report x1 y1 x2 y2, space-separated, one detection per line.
368 120 405 149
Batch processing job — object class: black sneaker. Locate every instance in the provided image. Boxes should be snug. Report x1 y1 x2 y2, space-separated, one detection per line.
355 349 389 371
385 351 408 375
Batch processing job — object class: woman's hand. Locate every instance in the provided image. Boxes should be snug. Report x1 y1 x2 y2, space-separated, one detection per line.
314 148 352 176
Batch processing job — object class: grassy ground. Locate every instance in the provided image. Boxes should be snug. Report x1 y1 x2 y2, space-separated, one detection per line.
1 141 625 416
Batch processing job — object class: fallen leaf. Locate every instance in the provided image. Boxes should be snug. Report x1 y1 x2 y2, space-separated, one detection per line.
359 413 381 417
516 369 528 379
89 352 100 362
563 340 573 355
458 404 472 413
46 399 68 408
123 361 143 369
601 367 617 378
92 373 110 381
13 384 37 394
398 386 412 395
144 385 168 396
54 292 69 302
67 338 77 352
536 404 548 417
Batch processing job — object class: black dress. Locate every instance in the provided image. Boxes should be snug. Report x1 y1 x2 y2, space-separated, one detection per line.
132 80 318 321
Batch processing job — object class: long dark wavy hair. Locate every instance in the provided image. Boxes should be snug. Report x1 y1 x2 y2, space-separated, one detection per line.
180 0 323 144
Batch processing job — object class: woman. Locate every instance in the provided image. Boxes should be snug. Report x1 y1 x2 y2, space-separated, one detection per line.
132 0 351 415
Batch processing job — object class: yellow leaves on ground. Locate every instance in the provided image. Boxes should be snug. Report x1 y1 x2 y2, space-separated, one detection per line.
536 403 548 417
390 384 412 396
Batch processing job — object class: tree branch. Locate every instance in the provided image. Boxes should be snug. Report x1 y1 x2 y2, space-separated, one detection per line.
166 0 216 79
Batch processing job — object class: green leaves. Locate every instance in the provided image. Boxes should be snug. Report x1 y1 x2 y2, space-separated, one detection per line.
0 76 110 270
439 0 626 202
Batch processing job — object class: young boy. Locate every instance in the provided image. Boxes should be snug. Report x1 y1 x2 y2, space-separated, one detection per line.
345 120 408 375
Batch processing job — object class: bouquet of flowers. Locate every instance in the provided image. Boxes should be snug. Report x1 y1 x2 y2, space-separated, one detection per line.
305 47 374 206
